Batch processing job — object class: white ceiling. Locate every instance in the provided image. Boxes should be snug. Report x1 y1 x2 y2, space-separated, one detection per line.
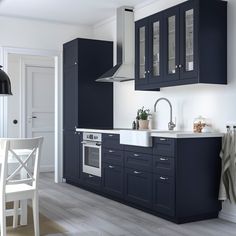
0 0 155 26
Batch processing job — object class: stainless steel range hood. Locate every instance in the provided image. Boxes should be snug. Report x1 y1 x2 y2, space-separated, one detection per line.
96 6 134 82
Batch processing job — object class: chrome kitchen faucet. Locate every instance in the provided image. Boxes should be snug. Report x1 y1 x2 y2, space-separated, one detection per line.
154 97 176 131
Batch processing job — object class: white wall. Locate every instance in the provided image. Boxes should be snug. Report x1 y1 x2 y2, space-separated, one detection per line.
0 16 93 50
93 0 235 132
93 0 236 222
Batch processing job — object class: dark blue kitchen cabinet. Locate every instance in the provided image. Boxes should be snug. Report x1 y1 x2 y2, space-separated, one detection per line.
102 163 124 199
63 131 81 182
63 38 113 183
153 174 175 217
135 0 227 91
124 168 152 209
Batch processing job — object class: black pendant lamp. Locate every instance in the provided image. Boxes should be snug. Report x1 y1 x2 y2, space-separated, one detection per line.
0 65 12 95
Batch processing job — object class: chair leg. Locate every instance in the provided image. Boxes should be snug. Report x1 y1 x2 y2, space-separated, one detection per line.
20 200 28 225
0 200 6 236
32 193 40 236
13 200 19 228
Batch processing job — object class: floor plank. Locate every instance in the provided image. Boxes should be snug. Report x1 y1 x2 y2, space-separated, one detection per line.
38 173 236 236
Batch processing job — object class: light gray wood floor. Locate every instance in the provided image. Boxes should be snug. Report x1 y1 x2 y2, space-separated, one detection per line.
39 173 236 236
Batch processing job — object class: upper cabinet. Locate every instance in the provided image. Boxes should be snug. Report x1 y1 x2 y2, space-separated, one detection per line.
135 0 227 91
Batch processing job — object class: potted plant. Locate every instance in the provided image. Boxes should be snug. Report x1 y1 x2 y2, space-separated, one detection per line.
137 107 150 129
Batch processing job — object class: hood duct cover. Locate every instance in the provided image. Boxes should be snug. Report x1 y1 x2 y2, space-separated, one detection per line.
96 6 134 82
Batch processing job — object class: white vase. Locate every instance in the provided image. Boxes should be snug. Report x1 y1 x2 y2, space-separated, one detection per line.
139 120 149 130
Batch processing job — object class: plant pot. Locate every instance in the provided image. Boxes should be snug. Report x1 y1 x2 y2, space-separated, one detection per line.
139 120 149 130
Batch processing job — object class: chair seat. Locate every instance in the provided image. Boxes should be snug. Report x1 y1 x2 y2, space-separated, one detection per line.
6 184 35 202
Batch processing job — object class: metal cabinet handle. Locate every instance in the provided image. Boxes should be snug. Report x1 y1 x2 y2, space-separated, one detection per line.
108 134 114 137
89 175 94 178
109 165 114 169
134 171 142 174
179 65 183 68
134 154 140 157
160 157 168 161
175 65 178 69
109 150 114 153
75 62 77 65
160 176 168 180
160 138 167 141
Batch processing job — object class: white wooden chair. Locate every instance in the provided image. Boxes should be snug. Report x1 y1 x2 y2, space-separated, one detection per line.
0 137 43 236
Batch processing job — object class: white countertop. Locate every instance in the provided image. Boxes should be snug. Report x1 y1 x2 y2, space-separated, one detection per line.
76 128 224 138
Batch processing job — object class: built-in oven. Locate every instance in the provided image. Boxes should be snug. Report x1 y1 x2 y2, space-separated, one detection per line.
82 132 102 177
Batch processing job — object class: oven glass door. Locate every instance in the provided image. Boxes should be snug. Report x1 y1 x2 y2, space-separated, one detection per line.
82 142 101 177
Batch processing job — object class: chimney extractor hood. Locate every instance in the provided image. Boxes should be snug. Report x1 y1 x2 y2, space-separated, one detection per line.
96 6 134 82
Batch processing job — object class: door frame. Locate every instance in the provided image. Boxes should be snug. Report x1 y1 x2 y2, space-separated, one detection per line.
0 46 63 183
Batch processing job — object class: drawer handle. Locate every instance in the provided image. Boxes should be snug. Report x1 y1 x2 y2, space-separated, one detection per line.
160 157 168 161
109 150 114 153
89 175 94 178
160 138 167 141
134 154 140 157
134 171 142 174
160 176 168 180
108 134 114 137
109 165 114 169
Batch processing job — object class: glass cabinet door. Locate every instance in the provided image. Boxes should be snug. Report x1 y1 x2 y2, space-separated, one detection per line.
185 9 194 72
135 19 149 85
163 7 180 81
149 13 162 83
180 2 197 80
168 15 176 75
139 26 146 79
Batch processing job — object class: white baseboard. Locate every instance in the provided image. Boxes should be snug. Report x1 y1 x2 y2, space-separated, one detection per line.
40 165 54 173
219 209 236 223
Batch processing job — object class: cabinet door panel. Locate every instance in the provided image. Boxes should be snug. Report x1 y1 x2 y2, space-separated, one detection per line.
125 168 152 208
149 13 163 84
63 65 78 130
180 0 198 80
63 131 80 181
63 40 78 68
153 174 175 216
103 163 124 199
163 7 180 82
135 18 149 85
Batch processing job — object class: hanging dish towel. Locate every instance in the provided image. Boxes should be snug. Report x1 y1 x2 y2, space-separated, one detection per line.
219 132 232 201
219 131 236 203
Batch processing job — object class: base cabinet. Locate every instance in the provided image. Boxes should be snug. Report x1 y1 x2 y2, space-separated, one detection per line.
153 174 175 217
125 168 152 209
66 133 222 224
102 163 124 199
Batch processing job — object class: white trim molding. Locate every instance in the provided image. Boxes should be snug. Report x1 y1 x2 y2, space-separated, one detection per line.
1 46 63 184
219 201 236 223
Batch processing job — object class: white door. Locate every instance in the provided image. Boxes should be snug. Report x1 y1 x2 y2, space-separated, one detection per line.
26 66 55 172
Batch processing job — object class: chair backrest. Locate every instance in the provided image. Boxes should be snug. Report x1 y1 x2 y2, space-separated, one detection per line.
0 137 43 195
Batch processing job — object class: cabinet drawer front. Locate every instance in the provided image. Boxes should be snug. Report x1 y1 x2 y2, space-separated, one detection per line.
124 145 153 154
125 168 152 208
103 134 123 150
103 149 124 166
153 174 175 217
153 155 175 176
102 163 124 199
153 137 175 157
81 173 101 190
125 151 153 171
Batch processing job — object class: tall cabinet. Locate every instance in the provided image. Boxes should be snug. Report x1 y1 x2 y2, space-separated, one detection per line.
63 38 113 182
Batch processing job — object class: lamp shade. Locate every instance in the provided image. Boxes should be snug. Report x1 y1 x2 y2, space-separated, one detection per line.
0 65 12 95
